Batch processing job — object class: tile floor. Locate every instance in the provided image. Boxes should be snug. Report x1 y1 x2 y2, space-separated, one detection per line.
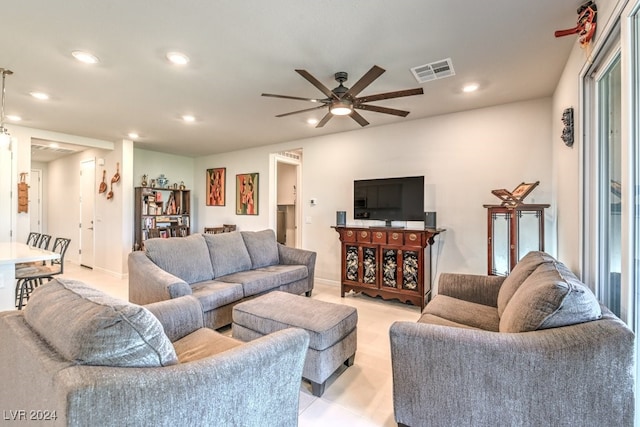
58 262 423 426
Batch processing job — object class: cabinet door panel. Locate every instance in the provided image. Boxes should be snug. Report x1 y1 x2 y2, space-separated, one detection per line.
402 250 420 291
382 248 398 288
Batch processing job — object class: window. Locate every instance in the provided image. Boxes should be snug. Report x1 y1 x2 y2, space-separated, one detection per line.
584 38 623 318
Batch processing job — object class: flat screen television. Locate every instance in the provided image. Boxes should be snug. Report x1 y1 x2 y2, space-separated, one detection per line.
353 176 424 226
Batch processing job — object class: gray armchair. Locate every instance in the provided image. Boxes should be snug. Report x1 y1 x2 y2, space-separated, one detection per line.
0 278 309 427
390 252 635 427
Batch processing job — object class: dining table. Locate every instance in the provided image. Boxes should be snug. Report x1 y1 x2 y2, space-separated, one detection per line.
0 242 60 311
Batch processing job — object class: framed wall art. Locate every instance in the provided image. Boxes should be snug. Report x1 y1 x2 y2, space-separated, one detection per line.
206 167 226 206
236 173 258 215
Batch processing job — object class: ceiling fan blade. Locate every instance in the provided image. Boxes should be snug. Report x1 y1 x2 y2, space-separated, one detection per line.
344 65 385 99
356 87 424 103
349 110 370 127
262 93 327 103
315 112 334 128
276 105 328 118
295 69 338 100
355 104 410 117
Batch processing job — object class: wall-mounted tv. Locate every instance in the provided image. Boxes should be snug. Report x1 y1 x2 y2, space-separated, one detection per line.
354 176 424 226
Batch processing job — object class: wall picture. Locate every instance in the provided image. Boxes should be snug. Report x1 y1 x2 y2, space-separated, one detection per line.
206 168 226 206
236 173 258 215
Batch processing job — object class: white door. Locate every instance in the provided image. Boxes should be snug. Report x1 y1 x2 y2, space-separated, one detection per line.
80 159 95 268
29 169 42 233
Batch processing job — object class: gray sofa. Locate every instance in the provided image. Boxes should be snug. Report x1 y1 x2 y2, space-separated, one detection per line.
129 229 316 329
0 278 310 427
390 251 635 427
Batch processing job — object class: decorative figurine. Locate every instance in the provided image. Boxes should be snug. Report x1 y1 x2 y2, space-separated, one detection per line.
141 174 148 187
157 174 168 189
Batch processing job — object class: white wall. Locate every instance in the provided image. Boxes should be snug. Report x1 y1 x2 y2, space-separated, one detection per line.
550 0 622 275
195 98 553 289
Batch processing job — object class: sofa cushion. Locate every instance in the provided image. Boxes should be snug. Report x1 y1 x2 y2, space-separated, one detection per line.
23 278 178 367
423 294 500 332
499 261 602 333
217 270 282 297
203 232 252 277
145 234 214 284
241 229 279 268
190 280 244 311
173 328 242 363
497 251 556 317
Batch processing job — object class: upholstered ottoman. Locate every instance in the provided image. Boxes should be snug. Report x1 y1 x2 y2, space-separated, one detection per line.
232 291 357 397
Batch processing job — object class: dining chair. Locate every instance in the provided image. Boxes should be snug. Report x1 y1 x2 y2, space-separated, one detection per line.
15 237 71 309
37 234 52 250
26 232 40 247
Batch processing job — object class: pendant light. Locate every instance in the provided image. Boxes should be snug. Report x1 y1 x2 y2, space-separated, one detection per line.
0 68 13 150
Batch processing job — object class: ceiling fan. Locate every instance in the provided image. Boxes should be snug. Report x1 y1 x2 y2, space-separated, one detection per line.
262 65 424 128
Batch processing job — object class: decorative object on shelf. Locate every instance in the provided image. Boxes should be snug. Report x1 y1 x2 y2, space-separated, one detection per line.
491 181 539 207
561 107 574 147
179 181 185 190
236 172 258 215
98 170 107 194
207 167 226 206
157 174 168 189
141 174 148 187
17 172 28 213
150 179 156 188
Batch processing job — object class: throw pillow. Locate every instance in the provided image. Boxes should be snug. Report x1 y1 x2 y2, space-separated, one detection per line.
24 278 178 367
499 261 602 333
203 232 252 277
241 229 279 269
145 234 214 283
496 251 556 317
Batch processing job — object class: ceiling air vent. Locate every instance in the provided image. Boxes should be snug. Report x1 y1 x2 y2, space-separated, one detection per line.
411 58 455 83
31 144 78 154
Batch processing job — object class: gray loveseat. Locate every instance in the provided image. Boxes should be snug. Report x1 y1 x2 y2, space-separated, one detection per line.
129 229 316 329
0 278 309 427
390 251 635 427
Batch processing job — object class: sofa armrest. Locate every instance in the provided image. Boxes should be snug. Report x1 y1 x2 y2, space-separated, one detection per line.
55 328 310 426
144 295 204 342
278 243 316 284
437 272 505 307
389 316 634 427
128 251 192 305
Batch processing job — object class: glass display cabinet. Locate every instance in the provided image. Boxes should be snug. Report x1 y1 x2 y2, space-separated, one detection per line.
483 204 549 276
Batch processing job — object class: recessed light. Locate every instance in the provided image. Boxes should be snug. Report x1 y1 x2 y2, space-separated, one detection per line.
49 143 59 148
462 83 479 93
30 92 49 100
167 52 190 65
6 115 21 121
72 50 99 64
307 118 318 125
128 132 139 139
182 115 195 123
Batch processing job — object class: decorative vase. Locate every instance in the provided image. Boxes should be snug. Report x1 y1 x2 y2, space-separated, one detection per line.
157 174 168 189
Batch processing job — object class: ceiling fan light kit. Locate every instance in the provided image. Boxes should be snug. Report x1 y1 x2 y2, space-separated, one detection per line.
262 65 424 128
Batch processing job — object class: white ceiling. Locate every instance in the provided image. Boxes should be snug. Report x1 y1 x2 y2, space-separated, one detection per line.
2 1 581 159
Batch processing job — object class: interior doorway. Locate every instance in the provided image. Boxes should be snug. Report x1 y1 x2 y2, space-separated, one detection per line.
29 169 42 234
79 159 96 269
274 150 302 248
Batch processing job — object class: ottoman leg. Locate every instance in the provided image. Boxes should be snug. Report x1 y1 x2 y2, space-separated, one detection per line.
310 380 326 397
344 354 355 367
